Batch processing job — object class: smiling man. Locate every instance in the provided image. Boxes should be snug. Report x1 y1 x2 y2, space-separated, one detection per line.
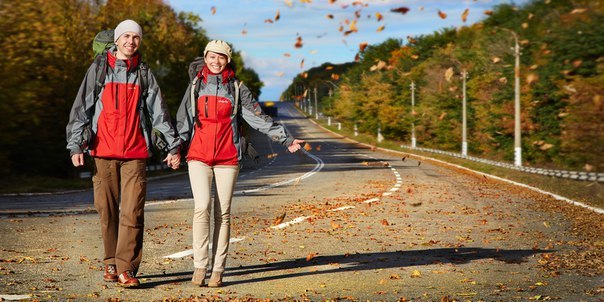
66 19 182 288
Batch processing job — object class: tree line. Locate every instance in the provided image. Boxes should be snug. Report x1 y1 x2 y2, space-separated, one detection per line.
0 0 263 180
284 0 603 172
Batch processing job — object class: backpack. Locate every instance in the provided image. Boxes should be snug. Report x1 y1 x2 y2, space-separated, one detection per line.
188 57 258 164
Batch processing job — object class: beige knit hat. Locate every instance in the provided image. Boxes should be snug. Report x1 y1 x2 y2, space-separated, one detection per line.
114 19 143 42
204 40 232 63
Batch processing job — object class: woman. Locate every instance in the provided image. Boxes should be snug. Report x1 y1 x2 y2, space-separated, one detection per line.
176 40 305 287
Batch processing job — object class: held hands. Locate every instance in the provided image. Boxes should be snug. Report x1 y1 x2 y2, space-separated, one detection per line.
163 153 181 170
287 139 306 153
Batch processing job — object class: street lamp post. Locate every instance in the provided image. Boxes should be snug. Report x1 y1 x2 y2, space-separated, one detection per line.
461 70 468 157
498 27 522 166
314 87 319 119
410 81 416 149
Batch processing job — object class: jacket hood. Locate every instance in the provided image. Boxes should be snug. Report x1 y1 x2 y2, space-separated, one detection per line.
200 65 235 84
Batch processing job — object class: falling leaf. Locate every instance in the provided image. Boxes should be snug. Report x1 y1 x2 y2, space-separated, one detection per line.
376 25 385 32
526 73 538 84
359 42 368 52
401 155 407 161
304 143 312 151
273 212 286 226
284 0 293 7
521 22 529 29
438 10 447 19
283 53 291 57
211 6 216 15
327 14 334 19
331 73 339 80
410 54 419 60
294 36 303 48
276 72 284 77
264 19 274 23
325 66 333 70
300 58 305 68
300 0 312 3
444 67 454 82
461 8 469 22
498 77 508 84
275 10 281 21
570 8 587 14
310 50 318 54
329 0 336 3
390 7 410 14
241 29 248 35
572 60 582 68
438 111 447 120
492 56 501 64
375 12 383 21
418 161 422 166
484 10 493 15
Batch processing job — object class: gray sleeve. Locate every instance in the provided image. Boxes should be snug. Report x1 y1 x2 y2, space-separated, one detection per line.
239 83 294 147
176 83 194 144
144 71 181 154
65 64 97 156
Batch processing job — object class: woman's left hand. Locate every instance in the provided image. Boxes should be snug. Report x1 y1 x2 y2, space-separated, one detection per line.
288 139 305 153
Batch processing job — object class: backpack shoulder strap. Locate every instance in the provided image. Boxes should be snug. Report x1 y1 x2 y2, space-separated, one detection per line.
93 54 108 104
233 80 242 117
137 61 149 100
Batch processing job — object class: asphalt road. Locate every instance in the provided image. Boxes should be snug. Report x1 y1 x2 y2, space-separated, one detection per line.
1 102 602 301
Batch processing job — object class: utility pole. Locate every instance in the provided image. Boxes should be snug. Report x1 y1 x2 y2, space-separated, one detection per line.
461 70 468 157
410 81 416 149
314 87 318 119
498 27 522 166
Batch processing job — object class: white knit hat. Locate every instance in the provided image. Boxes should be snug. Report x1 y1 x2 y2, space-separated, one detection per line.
114 19 143 42
204 40 232 63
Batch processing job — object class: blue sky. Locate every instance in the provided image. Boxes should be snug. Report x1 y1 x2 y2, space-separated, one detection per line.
167 0 530 101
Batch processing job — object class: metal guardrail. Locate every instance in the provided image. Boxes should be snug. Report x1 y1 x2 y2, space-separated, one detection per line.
400 145 604 183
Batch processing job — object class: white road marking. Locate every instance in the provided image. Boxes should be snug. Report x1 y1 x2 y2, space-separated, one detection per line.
270 216 311 229
163 237 245 259
328 206 356 212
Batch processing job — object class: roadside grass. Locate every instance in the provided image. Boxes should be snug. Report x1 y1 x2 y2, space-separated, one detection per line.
315 118 604 210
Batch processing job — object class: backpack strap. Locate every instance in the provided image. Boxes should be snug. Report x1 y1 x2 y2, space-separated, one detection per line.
233 80 242 117
93 54 108 106
137 62 149 101
191 75 201 127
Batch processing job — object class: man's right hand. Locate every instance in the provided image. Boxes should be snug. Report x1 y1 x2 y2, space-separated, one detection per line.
71 153 84 167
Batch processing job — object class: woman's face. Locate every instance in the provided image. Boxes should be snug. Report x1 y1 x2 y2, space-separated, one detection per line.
204 51 228 74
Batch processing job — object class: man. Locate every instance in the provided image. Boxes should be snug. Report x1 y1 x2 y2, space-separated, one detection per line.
66 19 181 288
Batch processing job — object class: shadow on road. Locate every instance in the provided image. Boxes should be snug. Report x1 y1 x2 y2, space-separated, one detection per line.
137 247 547 288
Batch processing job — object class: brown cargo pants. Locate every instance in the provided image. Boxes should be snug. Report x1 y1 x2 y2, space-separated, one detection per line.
93 158 146 275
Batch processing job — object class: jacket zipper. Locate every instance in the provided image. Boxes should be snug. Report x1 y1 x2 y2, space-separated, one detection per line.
204 96 209 118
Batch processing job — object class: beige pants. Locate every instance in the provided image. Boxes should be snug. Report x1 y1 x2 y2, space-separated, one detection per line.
93 158 146 275
188 161 239 272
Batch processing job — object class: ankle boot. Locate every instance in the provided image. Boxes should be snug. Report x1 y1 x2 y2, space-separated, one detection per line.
191 268 207 286
207 271 223 287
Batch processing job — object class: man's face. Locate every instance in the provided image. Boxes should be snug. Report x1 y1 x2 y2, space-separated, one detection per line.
115 32 140 59
204 52 228 74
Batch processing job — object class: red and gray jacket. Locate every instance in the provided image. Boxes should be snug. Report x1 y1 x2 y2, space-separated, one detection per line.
66 47 180 158
176 65 294 166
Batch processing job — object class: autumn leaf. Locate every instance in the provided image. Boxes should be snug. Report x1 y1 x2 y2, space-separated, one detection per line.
326 14 334 19
284 0 293 7
211 6 216 15
275 10 280 21
570 8 586 14
438 10 447 19
283 53 291 57
492 56 501 64
303 143 312 151
375 12 383 21
461 8 469 22
526 73 538 85
331 73 340 80
273 212 286 226
276 71 284 77
438 111 447 120
331 221 342 229
325 66 333 70
484 10 493 15
264 19 274 24
241 29 248 35
294 36 303 48
306 252 317 261
359 42 368 52
444 67 454 82
390 7 410 14
300 58 305 68
376 25 385 32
